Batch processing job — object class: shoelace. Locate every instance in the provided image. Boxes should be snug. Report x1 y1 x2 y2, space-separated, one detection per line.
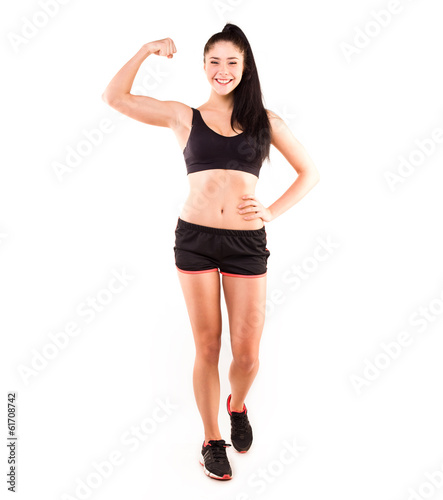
231 412 249 436
206 440 232 462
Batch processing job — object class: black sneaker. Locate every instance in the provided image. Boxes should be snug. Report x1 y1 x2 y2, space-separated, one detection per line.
227 394 253 453
199 439 232 480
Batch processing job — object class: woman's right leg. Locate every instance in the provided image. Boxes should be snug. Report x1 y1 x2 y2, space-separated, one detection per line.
176 269 223 443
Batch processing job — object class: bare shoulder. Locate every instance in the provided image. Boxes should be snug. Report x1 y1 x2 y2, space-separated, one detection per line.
264 108 320 178
265 109 290 144
266 108 281 121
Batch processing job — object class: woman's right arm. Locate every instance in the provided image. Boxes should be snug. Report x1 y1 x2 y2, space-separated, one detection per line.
101 38 183 128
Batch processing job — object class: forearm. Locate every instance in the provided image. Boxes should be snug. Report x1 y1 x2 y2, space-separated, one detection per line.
102 45 152 102
268 172 320 220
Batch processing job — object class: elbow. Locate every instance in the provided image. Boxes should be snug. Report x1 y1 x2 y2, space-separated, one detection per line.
101 92 111 105
102 92 115 105
310 167 320 184
299 170 320 185
102 91 124 107
306 171 320 188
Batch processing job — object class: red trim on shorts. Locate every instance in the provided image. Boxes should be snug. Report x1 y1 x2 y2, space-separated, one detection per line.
176 266 219 274
220 271 267 278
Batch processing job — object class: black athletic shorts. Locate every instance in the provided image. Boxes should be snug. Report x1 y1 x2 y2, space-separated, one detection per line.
173 217 271 278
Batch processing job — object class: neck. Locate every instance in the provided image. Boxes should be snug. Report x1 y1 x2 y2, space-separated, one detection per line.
206 89 235 112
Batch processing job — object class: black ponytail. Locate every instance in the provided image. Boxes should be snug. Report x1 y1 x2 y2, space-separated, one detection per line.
203 23 271 165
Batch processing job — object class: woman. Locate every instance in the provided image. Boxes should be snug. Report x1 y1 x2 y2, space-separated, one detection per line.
102 23 320 481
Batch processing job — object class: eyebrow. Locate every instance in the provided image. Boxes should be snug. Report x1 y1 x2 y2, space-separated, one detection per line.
209 57 239 60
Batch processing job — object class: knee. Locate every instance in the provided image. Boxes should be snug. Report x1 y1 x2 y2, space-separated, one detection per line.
196 337 222 364
232 353 259 373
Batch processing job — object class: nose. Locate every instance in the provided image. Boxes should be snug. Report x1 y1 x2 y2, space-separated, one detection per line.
219 62 231 74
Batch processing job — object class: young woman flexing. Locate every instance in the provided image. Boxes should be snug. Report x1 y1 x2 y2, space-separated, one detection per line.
102 23 320 481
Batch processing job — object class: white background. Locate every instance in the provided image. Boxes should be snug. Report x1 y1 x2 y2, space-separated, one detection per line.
2 0 443 499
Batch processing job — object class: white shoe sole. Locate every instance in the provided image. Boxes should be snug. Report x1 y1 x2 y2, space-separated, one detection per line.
199 452 232 480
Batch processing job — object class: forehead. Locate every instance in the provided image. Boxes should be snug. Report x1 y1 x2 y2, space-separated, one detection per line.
207 41 243 59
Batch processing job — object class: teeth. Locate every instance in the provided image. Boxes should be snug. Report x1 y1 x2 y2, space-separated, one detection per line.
217 79 231 83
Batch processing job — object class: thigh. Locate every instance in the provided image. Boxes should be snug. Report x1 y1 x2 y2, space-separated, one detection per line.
174 218 220 273
222 274 267 355
176 269 223 351
219 229 270 278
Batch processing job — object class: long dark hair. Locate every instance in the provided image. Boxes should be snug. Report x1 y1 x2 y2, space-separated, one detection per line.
203 23 271 165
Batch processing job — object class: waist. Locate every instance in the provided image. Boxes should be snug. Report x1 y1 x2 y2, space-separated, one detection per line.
181 169 262 229
180 196 263 230
178 211 264 230
176 217 266 235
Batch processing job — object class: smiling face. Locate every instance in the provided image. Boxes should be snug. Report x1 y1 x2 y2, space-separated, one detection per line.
204 41 245 95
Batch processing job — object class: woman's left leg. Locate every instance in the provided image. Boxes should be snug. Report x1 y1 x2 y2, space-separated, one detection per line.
221 274 267 411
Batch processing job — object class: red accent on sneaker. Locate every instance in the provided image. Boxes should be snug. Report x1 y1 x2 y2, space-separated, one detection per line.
227 394 246 415
232 406 246 413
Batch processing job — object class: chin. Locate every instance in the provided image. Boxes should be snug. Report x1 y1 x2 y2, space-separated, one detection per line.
213 83 236 93
215 88 233 94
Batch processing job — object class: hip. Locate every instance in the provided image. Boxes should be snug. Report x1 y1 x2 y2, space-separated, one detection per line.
179 201 264 230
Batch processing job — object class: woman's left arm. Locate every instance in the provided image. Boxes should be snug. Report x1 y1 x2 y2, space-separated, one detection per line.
238 110 320 222
265 110 320 221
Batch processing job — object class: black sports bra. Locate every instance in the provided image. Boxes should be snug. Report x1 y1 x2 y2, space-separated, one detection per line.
183 107 262 178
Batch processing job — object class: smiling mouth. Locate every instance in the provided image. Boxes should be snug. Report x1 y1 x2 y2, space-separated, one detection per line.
215 79 232 85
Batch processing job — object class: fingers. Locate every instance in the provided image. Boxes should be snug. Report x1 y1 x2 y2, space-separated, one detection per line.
242 210 261 220
240 207 260 215
238 197 258 209
165 37 177 58
238 194 264 221
239 200 262 215
147 38 177 58
238 194 256 208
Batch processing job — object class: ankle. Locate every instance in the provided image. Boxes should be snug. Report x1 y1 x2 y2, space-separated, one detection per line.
230 405 245 412
204 434 222 444
229 398 245 413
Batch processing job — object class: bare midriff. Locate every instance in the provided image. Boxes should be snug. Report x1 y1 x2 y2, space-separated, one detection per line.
180 168 264 230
